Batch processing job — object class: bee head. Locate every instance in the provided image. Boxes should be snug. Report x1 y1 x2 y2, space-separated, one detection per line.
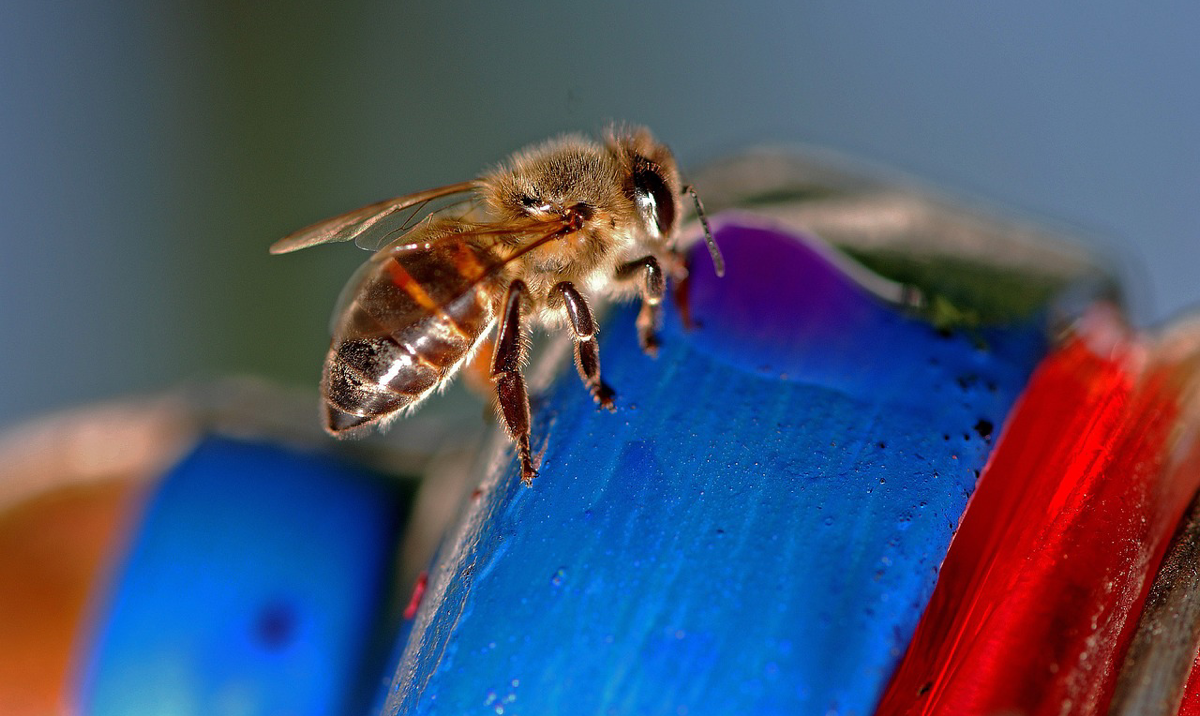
487 135 621 226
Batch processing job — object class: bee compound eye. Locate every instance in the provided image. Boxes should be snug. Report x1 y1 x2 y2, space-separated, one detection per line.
632 167 676 237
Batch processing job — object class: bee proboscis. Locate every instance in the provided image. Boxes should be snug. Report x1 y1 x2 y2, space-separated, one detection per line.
272 126 723 485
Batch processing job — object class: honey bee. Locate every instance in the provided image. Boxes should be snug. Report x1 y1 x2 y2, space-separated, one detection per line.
271 126 723 485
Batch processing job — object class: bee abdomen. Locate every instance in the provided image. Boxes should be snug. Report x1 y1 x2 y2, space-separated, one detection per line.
322 339 430 431
322 249 496 434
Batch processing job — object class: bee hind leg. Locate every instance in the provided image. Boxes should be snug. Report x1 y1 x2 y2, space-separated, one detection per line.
553 281 616 412
492 280 537 485
617 256 666 356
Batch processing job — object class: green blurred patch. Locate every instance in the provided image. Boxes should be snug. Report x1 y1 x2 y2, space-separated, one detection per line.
841 247 1063 330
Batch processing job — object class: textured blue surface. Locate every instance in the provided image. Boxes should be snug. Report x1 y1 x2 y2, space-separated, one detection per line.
384 218 1050 715
78 436 407 716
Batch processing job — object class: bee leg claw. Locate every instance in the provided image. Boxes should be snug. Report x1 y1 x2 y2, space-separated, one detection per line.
516 434 538 485
639 330 660 358
520 460 538 486
593 383 617 411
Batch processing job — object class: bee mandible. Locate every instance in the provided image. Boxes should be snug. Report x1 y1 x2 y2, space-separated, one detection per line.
271 126 724 485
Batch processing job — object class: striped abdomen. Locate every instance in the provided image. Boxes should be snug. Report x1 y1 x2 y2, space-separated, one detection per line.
322 239 498 434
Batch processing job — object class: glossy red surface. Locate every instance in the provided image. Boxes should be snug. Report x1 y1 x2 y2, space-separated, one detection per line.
879 308 1200 715
1182 654 1200 716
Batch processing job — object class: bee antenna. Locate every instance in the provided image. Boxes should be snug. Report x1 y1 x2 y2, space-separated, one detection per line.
683 185 724 277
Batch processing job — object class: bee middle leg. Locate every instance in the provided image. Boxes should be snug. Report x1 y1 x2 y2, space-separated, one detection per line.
616 256 666 356
492 280 537 485
553 281 616 411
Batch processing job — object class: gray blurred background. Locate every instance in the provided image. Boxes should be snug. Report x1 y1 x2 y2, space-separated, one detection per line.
1 1 1197 430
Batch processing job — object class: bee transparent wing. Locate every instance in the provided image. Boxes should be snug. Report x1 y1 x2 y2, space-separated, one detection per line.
353 192 487 253
327 258 378 337
327 214 576 339
269 180 482 255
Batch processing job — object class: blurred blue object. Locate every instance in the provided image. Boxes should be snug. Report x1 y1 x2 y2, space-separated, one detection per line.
382 218 1049 715
78 436 408 716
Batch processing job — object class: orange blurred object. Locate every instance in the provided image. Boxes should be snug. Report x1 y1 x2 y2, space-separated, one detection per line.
0 399 191 715
0 481 141 715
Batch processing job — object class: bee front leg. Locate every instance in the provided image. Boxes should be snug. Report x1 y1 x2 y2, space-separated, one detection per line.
616 256 666 356
492 280 537 485
553 281 617 411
